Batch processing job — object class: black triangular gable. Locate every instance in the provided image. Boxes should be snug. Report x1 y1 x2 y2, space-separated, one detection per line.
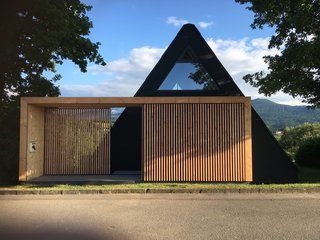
111 24 298 183
135 24 242 97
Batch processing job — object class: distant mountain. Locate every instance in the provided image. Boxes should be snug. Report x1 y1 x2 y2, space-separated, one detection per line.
110 99 319 131
252 99 320 132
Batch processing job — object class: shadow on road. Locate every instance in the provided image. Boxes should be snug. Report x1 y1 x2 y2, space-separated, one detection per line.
0 225 127 240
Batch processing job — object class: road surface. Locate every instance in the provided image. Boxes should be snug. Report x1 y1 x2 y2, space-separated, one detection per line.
0 193 319 240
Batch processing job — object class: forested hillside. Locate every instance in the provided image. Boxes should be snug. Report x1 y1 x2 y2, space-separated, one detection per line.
252 99 320 132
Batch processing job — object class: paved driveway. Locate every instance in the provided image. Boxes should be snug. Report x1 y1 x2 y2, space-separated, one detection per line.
0 193 319 240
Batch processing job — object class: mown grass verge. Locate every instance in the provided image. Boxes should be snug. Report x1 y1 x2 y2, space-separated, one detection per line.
1 183 320 191
0 166 319 191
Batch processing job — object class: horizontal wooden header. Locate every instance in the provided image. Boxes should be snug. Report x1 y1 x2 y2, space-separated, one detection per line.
21 96 250 107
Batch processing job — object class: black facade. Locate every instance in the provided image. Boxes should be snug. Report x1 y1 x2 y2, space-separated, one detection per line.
111 24 298 183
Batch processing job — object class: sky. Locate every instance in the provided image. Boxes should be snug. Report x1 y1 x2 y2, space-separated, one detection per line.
55 0 305 105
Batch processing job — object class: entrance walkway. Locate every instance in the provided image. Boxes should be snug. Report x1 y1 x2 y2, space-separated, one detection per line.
29 172 141 184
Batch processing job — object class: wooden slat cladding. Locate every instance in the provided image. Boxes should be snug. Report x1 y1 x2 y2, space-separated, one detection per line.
44 108 111 175
143 103 252 182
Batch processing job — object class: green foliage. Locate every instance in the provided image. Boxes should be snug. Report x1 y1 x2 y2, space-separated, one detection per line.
297 166 320 183
235 0 320 107
278 123 320 159
1 0 106 102
252 99 320 132
295 137 320 168
0 0 105 184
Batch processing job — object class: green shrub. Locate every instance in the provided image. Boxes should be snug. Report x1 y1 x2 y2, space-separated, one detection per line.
279 123 320 159
295 137 320 168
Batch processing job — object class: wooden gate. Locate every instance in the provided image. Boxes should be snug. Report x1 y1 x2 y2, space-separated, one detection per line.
44 108 111 175
143 103 252 182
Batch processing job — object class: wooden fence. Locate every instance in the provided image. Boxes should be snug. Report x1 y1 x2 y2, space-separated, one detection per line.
143 103 252 182
44 108 111 175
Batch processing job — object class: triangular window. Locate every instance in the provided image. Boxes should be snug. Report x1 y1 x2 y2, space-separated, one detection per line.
158 48 219 91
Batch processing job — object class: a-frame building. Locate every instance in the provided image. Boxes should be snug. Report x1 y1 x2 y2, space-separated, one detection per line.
111 24 298 183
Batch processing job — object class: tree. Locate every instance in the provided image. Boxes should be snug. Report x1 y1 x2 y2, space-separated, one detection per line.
235 0 320 107
0 0 105 184
295 137 320 168
278 123 320 159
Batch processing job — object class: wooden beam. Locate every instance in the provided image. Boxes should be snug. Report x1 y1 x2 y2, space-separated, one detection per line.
21 96 251 107
19 98 28 181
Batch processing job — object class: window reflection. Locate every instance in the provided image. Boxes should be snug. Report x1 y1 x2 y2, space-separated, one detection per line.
158 50 219 91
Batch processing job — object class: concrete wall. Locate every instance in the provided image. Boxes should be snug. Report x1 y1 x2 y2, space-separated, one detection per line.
26 105 44 180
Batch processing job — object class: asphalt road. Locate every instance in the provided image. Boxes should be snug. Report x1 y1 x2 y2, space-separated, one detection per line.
0 193 319 240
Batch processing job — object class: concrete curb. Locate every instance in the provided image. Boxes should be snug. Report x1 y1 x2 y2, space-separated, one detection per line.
1 187 320 195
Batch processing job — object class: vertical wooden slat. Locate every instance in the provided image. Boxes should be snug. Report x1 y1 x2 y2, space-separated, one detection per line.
95 109 98 174
165 104 169 181
209 104 213 181
185 104 190 181
149 104 152 181
152 104 156 181
239 104 244 180
93 108 96 175
180 104 185 181
43 108 52 173
217 104 221 181
226 104 230 181
100 109 103 175
103 109 106 175
230 104 235 181
182 104 186 181
203 104 207 181
143 105 146 180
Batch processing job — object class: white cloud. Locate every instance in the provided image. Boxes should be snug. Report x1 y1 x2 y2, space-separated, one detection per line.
61 46 165 97
167 18 214 29
205 37 306 105
206 37 276 76
60 37 304 105
166 16 188 27
198 21 213 29
251 38 270 49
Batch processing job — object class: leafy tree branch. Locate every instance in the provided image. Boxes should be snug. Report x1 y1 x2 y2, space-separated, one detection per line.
236 0 320 106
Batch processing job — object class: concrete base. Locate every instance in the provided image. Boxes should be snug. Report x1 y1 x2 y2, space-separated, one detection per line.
28 173 141 185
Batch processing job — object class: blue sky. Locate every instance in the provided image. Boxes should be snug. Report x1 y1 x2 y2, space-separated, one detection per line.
56 0 303 105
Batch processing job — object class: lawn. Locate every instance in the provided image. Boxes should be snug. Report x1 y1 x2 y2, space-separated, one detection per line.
0 166 319 191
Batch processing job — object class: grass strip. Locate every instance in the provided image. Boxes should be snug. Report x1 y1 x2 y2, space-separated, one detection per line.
1 183 320 191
